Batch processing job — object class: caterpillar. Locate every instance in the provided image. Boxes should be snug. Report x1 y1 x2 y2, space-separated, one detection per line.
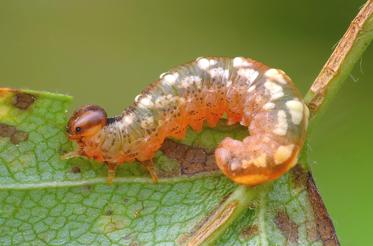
65 57 309 185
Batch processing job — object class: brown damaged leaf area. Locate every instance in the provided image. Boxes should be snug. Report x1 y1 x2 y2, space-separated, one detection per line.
0 88 36 110
306 173 340 246
160 139 218 175
291 165 340 246
0 89 35 144
12 92 36 110
275 210 299 244
0 123 28 144
70 166 81 174
240 225 259 240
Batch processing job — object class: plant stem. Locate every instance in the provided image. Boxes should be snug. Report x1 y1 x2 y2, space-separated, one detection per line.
305 0 373 121
184 184 268 246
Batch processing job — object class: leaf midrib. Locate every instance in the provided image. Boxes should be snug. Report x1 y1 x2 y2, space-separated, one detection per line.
0 171 222 190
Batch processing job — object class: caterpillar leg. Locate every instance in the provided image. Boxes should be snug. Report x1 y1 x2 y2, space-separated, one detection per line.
107 163 117 185
141 159 158 183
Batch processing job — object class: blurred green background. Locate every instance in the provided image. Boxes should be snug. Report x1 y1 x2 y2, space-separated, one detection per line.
0 0 371 244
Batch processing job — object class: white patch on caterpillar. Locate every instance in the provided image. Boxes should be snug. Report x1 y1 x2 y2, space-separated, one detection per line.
263 102 275 110
264 68 288 84
155 94 173 107
196 57 213 70
274 144 295 165
237 68 259 84
159 72 167 79
140 116 154 129
179 80 192 89
217 148 231 163
138 95 154 108
209 59 217 66
134 94 141 102
121 113 135 127
179 76 202 89
285 99 304 125
154 94 184 108
162 72 179 86
255 95 263 104
247 85 256 93
178 97 186 104
233 57 251 67
264 80 284 100
273 110 288 136
242 153 267 168
209 67 229 80
195 79 202 89
230 159 241 171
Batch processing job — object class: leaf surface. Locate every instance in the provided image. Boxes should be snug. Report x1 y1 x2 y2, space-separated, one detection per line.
0 89 338 245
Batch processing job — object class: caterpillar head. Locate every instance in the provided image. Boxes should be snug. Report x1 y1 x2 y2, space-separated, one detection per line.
67 105 107 140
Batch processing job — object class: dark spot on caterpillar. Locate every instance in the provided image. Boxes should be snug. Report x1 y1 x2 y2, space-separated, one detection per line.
240 225 259 240
0 123 28 144
13 92 36 110
306 173 340 245
107 116 121 125
275 210 299 243
71 166 81 174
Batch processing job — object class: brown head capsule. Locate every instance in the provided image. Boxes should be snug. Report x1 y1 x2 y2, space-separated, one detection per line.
67 105 107 140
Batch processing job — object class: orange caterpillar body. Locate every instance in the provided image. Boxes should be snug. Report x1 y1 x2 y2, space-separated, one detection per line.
66 57 309 185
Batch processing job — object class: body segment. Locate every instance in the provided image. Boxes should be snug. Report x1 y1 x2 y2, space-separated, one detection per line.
66 57 308 185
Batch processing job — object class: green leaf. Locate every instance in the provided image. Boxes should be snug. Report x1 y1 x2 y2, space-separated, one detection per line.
0 89 338 245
